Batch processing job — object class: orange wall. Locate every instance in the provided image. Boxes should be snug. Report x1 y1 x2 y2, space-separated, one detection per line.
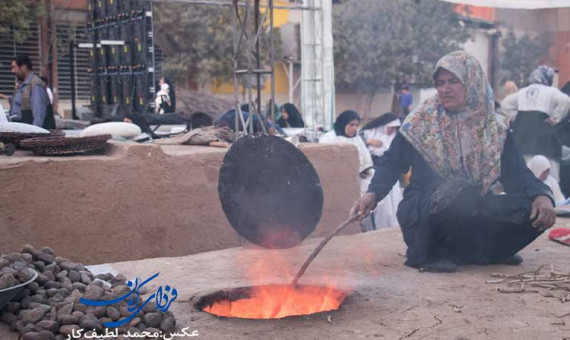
553 31 570 86
212 0 291 95
454 5 495 21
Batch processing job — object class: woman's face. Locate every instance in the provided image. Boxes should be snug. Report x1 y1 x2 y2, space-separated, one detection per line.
344 119 359 137
159 77 166 86
539 169 550 181
280 108 289 120
436 69 466 111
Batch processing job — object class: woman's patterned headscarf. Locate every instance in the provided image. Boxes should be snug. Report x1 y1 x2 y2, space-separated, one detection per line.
529 65 556 86
400 51 507 195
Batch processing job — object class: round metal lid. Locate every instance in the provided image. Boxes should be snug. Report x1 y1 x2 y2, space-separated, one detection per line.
218 134 323 248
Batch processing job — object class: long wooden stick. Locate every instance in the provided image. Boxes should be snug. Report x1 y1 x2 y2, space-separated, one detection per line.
291 216 359 287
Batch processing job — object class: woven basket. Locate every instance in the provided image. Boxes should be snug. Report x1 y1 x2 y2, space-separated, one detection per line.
19 134 112 156
0 130 65 148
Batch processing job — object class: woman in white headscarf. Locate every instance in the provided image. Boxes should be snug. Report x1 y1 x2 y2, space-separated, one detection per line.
155 83 171 115
527 155 566 203
320 110 374 195
360 113 403 228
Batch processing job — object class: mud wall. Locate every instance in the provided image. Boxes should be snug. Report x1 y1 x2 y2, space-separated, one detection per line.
0 142 360 264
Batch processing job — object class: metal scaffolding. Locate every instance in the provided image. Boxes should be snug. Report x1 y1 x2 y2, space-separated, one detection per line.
301 0 334 132
231 0 273 135
149 0 332 135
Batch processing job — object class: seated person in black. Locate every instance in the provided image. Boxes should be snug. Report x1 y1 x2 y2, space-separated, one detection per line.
351 51 556 273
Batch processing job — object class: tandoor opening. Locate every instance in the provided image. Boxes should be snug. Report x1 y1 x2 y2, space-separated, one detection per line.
195 284 348 319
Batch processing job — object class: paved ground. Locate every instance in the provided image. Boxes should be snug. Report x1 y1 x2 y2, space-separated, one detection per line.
2 218 570 340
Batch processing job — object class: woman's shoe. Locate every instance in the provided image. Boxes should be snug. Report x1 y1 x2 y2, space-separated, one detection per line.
501 254 523 266
419 258 457 273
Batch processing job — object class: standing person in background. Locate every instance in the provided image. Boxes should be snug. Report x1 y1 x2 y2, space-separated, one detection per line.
161 77 176 112
399 85 413 118
503 80 518 98
502 65 570 181
496 80 518 120
155 82 171 114
6 56 54 129
391 79 403 117
40 76 53 105
39 76 56 124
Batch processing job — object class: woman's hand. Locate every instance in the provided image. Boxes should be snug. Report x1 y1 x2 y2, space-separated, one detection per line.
359 169 371 179
367 139 383 147
350 193 376 220
530 195 556 231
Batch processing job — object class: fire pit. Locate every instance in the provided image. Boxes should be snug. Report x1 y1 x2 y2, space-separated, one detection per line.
195 284 349 319
207 134 356 320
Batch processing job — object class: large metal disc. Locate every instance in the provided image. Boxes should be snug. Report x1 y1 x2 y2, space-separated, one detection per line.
218 134 323 248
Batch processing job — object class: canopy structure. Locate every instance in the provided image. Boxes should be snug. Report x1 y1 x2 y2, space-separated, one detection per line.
301 0 335 132
439 0 570 9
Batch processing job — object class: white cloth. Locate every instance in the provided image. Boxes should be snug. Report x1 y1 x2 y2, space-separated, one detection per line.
374 122 403 228
526 155 565 202
372 181 403 228
319 130 373 194
80 122 142 140
0 102 7 123
361 118 403 228
363 128 388 157
319 130 373 173
524 154 561 183
502 84 570 124
46 88 54 105
363 119 401 158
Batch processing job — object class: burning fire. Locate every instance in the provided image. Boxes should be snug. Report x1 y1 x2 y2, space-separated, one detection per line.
198 232 355 319
202 284 348 319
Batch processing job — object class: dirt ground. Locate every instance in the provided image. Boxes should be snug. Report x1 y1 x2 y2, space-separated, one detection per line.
2 218 569 340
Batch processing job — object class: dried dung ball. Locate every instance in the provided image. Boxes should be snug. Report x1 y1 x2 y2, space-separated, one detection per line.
20 244 37 256
58 324 80 336
19 307 48 324
160 316 176 333
36 320 59 333
143 312 163 328
0 274 18 289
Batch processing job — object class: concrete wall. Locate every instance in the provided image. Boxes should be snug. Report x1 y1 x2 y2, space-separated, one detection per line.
463 30 491 80
496 7 570 86
0 142 361 264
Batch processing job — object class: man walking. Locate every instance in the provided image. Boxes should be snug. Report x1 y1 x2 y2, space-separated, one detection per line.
399 85 413 118
8 55 55 129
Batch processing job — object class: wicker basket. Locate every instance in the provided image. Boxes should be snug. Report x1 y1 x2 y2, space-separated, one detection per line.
0 130 65 148
19 134 112 156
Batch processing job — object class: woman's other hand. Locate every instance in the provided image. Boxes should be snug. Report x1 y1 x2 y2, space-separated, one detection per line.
367 138 383 147
359 168 372 179
350 193 376 220
530 195 556 231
